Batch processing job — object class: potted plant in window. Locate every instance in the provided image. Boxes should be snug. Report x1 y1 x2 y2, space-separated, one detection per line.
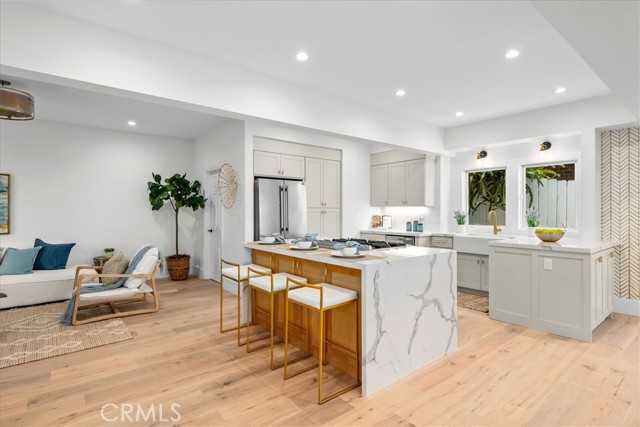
148 173 207 280
525 208 540 236
453 210 467 233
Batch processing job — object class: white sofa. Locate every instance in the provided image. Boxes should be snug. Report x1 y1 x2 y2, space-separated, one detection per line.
0 266 96 309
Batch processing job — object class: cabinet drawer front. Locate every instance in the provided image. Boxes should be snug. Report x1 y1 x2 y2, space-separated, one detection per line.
431 237 453 249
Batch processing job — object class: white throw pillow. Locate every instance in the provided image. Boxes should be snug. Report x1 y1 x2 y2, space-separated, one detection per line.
123 247 159 289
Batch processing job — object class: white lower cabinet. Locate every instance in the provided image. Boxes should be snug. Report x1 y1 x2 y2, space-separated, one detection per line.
489 246 614 342
457 254 489 292
307 208 340 238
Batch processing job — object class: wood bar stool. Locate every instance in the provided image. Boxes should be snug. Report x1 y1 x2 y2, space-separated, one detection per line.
220 259 271 346
246 268 309 369
283 277 360 405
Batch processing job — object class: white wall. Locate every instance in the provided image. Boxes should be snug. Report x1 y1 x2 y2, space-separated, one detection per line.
245 122 379 238
0 120 194 269
449 135 582 235
1 2 444 154
192 119 248 275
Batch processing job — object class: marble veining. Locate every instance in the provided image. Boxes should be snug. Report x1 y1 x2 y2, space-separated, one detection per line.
407 254 438 354
365 269 386 364
361 251 457 396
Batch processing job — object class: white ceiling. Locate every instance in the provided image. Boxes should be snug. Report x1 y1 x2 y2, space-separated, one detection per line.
2 75 228 140
19 0 616 130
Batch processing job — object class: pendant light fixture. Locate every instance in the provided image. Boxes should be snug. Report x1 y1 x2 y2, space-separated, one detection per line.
0 80 35 120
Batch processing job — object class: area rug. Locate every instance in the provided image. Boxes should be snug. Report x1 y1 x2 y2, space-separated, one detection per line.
457 292 489 313
0 302 132 368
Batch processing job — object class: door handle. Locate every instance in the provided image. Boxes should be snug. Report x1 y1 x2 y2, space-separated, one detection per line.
207 229 213 233
279 186 285 234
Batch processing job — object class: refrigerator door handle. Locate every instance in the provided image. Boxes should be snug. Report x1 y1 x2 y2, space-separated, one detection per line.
284 185 289 233
279 185 284 234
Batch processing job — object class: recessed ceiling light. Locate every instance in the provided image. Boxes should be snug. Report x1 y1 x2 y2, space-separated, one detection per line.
395 89 406 97
505 49 520 59
127 120 137 126
455 111 464 117
296 51 309 62
554 87 567 94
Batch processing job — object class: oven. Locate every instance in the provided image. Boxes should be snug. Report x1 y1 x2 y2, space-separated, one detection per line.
385 234 416 246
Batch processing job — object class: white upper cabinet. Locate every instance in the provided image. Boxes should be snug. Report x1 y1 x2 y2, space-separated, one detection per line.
254 151 305 179
370 155 435 207
405 159 426 206
387 162 407 206
306 158 341 208
370 164 389 206
280 154 305 179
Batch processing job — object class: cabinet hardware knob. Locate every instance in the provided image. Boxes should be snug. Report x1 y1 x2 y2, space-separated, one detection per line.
609 253 614 258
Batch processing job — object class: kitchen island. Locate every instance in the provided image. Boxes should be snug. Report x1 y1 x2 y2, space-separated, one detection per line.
243 242 457 396
488 237 618 342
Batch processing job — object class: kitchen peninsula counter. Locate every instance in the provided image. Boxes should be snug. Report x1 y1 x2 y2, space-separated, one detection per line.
244 242 457 396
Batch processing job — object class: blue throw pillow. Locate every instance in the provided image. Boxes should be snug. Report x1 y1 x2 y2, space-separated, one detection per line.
33 238 76 270
0 247 42 275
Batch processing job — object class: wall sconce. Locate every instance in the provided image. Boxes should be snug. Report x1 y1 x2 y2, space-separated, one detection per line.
476 150 487 159
539 141 552 151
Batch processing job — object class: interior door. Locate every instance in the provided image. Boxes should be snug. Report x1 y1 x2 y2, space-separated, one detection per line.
205 171 222 282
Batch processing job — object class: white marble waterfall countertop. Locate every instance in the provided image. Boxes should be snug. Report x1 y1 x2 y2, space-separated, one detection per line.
489 237 618 254
245 241 458 397
244 242 453 270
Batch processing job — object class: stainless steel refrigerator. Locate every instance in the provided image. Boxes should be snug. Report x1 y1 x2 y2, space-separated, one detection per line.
254 178 307 240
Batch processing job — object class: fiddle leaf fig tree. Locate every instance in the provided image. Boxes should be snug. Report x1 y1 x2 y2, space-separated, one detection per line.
148 173 207 255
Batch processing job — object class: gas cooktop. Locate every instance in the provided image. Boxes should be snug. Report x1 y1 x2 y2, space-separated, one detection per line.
316 238 406 250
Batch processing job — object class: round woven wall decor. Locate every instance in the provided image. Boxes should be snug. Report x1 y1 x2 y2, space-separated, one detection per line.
218 163 238 209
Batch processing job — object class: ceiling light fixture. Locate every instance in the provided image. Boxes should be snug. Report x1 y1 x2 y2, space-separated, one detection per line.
395 89 406 97
455 111 464 117
540 141 552 151
505 49 520 59
296 51 309 62
127 121 137 126
0 80 35 120
554 87 566 94
476 150 487 160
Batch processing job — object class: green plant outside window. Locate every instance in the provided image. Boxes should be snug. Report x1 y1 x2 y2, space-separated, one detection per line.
468 169 506 226
524 163 576 229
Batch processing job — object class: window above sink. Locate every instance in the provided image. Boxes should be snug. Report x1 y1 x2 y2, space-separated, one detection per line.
522 162 577 229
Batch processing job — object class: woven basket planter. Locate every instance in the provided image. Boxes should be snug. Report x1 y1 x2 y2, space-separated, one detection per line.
166 255 190 281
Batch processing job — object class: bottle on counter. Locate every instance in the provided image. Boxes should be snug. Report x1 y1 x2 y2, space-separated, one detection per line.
412 220 418 231
417 223 423 232
406 221 412 232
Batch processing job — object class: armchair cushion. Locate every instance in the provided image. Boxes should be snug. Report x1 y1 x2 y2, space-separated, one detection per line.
124 247 159 289
33 238 76 270
101 253 129 285
0 247 42 275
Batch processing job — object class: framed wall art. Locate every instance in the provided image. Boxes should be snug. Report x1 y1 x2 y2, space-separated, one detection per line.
0 174 10 234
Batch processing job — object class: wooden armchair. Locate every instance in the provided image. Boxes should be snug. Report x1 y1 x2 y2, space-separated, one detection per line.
70 261 160 325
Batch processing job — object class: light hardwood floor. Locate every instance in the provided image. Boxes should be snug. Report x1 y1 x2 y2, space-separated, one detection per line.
1 277 638 426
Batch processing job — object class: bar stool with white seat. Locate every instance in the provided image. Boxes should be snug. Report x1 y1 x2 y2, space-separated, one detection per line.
283 277 360 405
246 268 309 369
220 259 271 346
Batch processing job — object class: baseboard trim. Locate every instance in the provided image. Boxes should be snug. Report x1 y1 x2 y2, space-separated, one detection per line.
614 297 640 317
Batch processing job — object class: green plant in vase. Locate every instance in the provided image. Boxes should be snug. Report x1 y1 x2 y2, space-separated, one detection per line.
525 208 540 236
453 210 467 225
453 210 467 233
147 173 207 280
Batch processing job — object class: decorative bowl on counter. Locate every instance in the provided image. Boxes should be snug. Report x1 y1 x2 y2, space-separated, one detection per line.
535 228 565 242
